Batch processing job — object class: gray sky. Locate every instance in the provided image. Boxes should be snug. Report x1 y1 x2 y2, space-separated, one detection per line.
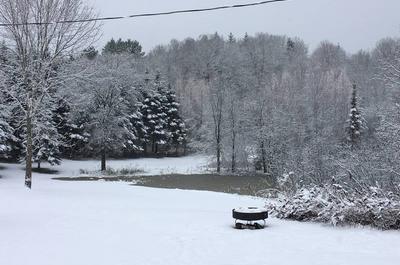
89 0 400 54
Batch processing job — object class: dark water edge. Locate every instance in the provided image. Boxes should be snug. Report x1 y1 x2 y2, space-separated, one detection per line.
54 173 274 196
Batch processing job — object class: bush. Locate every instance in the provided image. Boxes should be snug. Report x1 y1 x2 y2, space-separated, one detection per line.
265 177 400 230
79 167 144 176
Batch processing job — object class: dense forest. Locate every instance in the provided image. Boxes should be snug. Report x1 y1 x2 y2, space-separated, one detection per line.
1 32 400 191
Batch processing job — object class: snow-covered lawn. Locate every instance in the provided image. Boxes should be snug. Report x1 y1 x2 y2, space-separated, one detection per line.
1 156 400 265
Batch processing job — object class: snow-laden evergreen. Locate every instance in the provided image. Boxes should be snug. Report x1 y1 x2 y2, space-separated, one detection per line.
141 77 168 153
140 74 187 154
32 100 62 168
347 84 366 146
164 84 187 153
0 99 13 158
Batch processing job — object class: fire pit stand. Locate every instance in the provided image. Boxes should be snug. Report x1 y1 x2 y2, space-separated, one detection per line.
232 207 268 229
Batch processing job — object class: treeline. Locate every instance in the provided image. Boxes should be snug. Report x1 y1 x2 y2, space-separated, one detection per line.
0 39 187 170
1 31 400 190
143 33 399 190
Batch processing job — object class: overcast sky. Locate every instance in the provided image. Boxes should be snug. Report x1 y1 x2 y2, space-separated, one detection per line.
89 0 400 54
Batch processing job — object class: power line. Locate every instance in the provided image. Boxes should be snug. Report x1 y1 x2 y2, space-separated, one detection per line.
0 0 288 27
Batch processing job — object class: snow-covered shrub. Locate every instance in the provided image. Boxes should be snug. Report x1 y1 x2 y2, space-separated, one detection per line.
79 167 144 177
266 178 400 230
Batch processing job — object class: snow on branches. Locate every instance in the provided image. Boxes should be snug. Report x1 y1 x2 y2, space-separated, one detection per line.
266 175 400 230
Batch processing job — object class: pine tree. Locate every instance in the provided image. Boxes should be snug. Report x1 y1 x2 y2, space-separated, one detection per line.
53 98 90 158
228 33 235 43
140 89 167 154
0 100 14 159
103 38 145 57
7 106 25 162
139 73 187 155
32 102 62 169
243 32 249 43
82 46 98 60
164 85 187 155
0 43 21 161
347 84 365 147
128 102 147 152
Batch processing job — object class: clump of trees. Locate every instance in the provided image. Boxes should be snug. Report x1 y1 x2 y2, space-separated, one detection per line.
1 10 400 196
0 0 100 188
0 40 188 175
144 33 400 229
145 33 400 189
0 1 187 187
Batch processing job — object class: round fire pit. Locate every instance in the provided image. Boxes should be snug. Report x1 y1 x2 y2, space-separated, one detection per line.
232 207 268 229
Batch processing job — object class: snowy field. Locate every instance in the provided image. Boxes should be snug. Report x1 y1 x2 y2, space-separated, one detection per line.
1 156 400 265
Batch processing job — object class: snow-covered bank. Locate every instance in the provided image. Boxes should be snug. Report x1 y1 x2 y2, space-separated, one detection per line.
0 155 210 180
1 157 400 265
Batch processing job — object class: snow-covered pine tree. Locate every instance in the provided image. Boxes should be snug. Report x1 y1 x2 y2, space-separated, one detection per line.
32 101 62 169
53 98 90 158
82 46 98 60
0 42 22 161
347 84 365 147
139 91 153 153
140 75 170 154
164 84 187 155
128 101 147 153
103 38 145 58
0 98 14 159
154 76 170 152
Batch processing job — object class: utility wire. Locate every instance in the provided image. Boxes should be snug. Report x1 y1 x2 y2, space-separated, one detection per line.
0 0 288 26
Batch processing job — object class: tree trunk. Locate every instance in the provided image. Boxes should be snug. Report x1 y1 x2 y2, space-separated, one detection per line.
143 144 146 155
151 139 155 154
231 136 236 173
231 104 236 173
37 161 41 170
25 112 33 189
260 141 267 174
216 129 221 173
101 149 106 171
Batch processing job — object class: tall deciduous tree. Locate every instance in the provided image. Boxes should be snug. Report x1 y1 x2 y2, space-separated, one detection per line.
0 0 99 188
80 55 138 171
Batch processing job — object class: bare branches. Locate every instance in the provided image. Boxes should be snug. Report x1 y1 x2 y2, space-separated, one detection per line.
0 0 100 187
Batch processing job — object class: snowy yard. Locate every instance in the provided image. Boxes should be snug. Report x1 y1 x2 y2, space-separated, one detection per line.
1 156 400 265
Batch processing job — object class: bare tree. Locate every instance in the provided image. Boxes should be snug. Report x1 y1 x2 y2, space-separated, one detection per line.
209 70 226 173
0 0 99 188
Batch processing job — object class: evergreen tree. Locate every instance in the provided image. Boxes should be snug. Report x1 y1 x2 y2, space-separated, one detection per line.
228 33 235 43
32 102 62 169
128 102 147 152
82 46 98 60
0 100 14 159
103 38 145 57
140 76 169 154
140 91 167 153
243 32 249 43
164 85 187 154
347 84 365 147
7 106 25 162
287 38 295 52
53 98 90 158
0 43 23 161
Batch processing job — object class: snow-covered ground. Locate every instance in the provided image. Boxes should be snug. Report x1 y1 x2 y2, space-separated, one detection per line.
1 156 400 265
42 155 209 177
